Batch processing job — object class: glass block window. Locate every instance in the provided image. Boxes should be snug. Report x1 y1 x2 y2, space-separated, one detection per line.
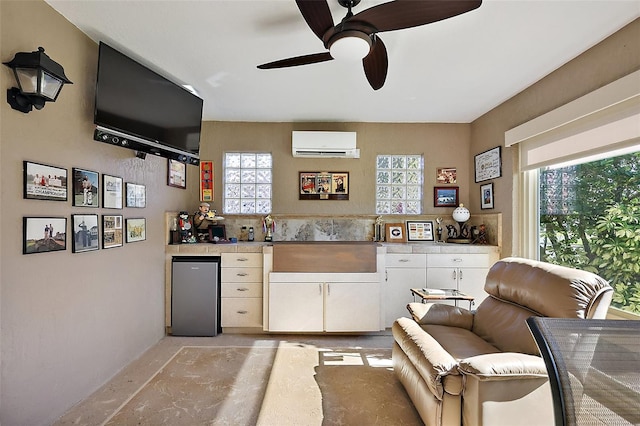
376 155 423 214
223 152 272 214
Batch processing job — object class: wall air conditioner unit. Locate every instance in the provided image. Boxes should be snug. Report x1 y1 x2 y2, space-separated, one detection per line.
292 131 360 158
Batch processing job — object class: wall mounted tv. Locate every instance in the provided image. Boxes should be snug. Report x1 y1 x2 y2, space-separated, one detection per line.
94 42 203 165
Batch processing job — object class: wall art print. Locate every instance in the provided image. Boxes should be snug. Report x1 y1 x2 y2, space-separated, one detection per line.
23 217 67 254
72 168 99 207
474 146 502 183
299 171 349 200
23 161 68 201
126 182 146 208
126 218 146 243
72 214 99 253
103 174 123 209
102 214 123 249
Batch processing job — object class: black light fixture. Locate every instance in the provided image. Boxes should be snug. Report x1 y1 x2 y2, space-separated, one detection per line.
3 47 73 113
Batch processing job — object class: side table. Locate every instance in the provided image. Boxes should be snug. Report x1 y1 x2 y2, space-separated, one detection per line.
410 288 475 310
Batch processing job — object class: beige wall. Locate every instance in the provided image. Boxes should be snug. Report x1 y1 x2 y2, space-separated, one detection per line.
1 1 638 425
470 18 640 256
0 2 194 424
200 121 470 215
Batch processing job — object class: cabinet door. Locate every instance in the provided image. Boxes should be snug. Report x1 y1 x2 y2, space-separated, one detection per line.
458 267 490 306
269 282 323 332
325 282 380 332
385 268 426 327
427 267 458 290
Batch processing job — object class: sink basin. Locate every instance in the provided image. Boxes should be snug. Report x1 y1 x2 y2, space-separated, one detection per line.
272 241 378 273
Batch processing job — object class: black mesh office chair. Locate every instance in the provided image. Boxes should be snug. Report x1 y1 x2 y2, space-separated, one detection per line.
527 317 640 426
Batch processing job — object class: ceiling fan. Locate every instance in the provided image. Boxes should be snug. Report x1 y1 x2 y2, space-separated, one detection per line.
257 0 482 90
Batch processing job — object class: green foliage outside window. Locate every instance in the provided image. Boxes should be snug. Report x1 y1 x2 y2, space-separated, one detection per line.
539 152 640 314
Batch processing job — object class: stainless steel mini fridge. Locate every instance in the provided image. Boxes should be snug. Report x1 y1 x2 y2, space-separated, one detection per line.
171 256 221 336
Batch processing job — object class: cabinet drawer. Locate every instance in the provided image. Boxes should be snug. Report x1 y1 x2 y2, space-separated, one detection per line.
221 253 262 267
221 282 262 298
429 253 489 268
221 298 263 327
222 267 263 283
386 253 427 268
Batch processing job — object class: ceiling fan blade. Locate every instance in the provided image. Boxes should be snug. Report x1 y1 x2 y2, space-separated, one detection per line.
296 0 335 40
352 0 482 33
363 35 388 90
257 52 334 69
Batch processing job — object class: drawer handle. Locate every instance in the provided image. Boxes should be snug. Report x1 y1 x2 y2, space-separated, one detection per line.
236 258 249 262
237 310 248 314
399 259 410 263
236 287 249 292
453 258 463 262
236 272 248 277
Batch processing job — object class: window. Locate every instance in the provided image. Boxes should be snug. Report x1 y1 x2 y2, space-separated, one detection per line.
223 152 272 214
376 155 423 214
538 151 640 315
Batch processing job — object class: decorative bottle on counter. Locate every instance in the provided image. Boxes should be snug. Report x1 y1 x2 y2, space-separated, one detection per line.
248 227 254 241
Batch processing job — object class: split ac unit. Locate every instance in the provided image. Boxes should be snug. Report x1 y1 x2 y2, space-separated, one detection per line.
292 131 360 158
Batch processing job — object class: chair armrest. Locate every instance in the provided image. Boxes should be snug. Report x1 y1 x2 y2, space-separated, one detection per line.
458 352 548 380
407 302 474 330
393 317 461 399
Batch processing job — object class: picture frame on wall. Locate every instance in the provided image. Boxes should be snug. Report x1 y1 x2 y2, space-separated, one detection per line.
385 223 406 243
126 218 146 243
406 221 435 241
125 182 146 208
23 161 68 201
436 167 457 184
474 146 502 182
299 171 349 200
102 214 123 249
71 214 99 253
481 182 495 210
72 168 99 207
103 174 123 209
23 217 67 254
434 186 459 207
168 159 187 189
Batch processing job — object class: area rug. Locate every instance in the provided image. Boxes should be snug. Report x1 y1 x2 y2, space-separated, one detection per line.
102 343 422 425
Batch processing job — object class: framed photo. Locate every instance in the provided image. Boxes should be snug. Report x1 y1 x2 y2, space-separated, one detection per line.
436 167 457 184
385 223 406 243
23 161 68 201
71 214 99 253
299 172 349 200
406 221 435 242
200 161 213 201
481 182 495 210
72 168 99 207
103 174 123 209
168 159 187 189
23 217 67 254
126 183 146 208
126 218 146 243
475 146 502 183
102 214 123 249
434 186 459 207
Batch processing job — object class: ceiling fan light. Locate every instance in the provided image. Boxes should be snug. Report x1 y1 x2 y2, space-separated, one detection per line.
329 31 371 61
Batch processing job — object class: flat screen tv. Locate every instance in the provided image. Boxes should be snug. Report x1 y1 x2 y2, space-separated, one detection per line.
94 42 203 165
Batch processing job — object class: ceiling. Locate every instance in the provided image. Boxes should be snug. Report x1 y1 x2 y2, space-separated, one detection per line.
44 0 639 123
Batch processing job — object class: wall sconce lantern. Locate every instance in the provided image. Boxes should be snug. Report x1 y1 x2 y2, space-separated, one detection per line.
3 47 73 113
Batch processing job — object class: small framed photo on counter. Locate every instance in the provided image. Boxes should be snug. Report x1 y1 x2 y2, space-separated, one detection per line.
385 223 406 243
406 221 435 241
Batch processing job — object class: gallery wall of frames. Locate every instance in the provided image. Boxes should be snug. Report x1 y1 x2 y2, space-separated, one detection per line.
22 160 149 255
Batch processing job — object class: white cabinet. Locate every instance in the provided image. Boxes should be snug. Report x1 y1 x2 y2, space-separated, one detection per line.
268 272 381 332
427 253 492 306
384 254 427 327
221 253 263 328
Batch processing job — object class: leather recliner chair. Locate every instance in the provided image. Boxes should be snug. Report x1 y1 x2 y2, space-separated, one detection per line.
392 257 613 426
